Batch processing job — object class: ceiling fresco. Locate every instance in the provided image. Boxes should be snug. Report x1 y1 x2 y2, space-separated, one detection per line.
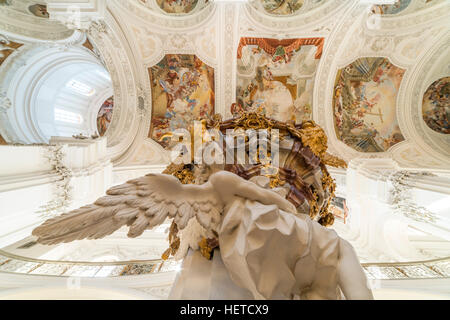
1 0 448 169
250 0 325 16
333 58 406 153
156 0 199 14
422 77 449 135
261 0 304 15
28 4 49 18
97 96 114 137
236 37 324 123
371 0 411 15
138 0 210 15
148 54 215 149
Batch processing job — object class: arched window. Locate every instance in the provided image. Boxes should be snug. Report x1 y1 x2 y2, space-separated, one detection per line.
0 45 113 144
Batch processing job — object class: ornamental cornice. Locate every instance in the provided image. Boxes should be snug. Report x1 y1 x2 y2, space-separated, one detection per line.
242 0 351 33
86 8 140 162
0 1 74 41
115 0 216 31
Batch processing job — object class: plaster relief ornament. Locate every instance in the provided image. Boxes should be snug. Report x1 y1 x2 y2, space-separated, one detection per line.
32 113 373 300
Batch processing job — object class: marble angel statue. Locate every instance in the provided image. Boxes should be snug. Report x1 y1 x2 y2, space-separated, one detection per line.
32 113 374 300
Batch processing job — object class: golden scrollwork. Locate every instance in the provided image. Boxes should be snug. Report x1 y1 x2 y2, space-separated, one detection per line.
162 162 185 175
174 169 195 185
161 164 195 260
318 213 335 227
163 161 196 185
323 152 348 169
198 237 219 260
316 169 337 226
159 111 346 238
321 170 336 196
220 112 346 169
208 113 223 129
269 175 286 189
162 221 180 261
297 120 328 158
232 112 274 131
309 191 320 219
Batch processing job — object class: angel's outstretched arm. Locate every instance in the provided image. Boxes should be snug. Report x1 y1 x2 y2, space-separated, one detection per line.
209 171 297 214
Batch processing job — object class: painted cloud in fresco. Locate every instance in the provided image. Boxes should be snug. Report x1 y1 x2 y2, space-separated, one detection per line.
236 37 324 123
149 54 215 149
422 77 449 135
333 58 406 153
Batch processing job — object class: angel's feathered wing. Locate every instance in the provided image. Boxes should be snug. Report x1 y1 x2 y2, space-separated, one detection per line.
32 174 223 245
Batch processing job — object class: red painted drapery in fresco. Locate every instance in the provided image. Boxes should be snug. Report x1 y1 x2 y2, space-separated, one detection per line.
237 37 324 60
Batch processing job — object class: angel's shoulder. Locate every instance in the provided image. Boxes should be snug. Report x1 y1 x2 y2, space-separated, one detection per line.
208 171 240 184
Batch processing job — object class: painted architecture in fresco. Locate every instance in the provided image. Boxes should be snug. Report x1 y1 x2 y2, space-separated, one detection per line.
97 96 114 136
329 197 349 224
149 54 215 148
261 0 304 15
236 37 324 123
371 0 411 15
422 77 449 134
333 57 406 152
156 0 198 14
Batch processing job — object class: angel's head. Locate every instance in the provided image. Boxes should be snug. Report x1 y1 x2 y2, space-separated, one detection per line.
193 163 224 185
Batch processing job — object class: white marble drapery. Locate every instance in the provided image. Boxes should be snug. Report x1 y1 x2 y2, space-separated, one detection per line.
169 196 370 300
